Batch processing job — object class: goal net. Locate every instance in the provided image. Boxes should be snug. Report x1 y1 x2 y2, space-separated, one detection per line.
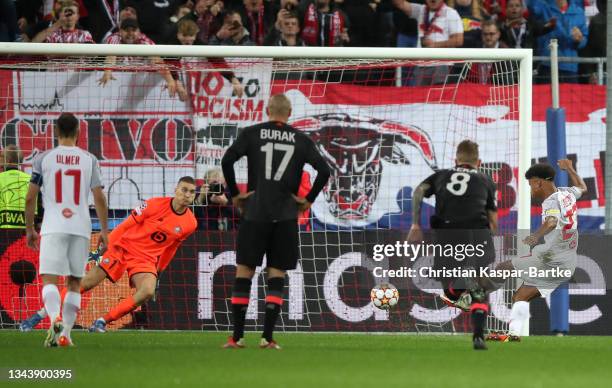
0 44 531 334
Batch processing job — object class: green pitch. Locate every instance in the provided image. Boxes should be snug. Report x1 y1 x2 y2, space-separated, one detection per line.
1 331 611 388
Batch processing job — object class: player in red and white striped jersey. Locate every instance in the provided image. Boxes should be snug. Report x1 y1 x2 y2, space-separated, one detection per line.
34 1 94 44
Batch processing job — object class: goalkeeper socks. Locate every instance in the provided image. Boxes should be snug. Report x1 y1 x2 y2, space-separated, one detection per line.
470 302 488 340
231 277 252 342
42 284 61 324
103 295 138 323
508 301 529 336
61 291 81 340
262 277 284 342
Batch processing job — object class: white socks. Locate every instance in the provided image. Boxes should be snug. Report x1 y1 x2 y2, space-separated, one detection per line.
41 284 60 324
61 291 81 340
508 301 530 336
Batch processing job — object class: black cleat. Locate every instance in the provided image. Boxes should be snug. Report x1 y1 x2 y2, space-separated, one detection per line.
473 336 488 350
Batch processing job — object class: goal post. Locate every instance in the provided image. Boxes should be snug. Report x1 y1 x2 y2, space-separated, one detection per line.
0 43 532 334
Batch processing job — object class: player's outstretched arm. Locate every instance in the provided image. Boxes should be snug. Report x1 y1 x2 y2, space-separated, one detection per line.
24 182 41 250
92 186 109 253
558 159 587 195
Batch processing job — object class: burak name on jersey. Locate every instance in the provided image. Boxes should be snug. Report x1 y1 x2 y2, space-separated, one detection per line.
260 129 295 143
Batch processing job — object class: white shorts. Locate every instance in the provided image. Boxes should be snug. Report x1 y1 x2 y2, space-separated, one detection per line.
511 248 576 298
39 233 90 277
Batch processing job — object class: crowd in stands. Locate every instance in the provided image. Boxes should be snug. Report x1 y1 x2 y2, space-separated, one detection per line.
0 0 606 82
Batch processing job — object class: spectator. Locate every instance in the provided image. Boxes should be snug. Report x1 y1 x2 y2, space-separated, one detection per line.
301 0 350 47
209 9 255 45
32 0 94 43
0 145 36 229
392 0 463 48
15 0 45 42
193 0 224 44
339 0 390 47
392 0 463 85
264 11 305 46
579 0 605 84
500 0 554 49
528 0 588 83
167 19 244 100
77 0 116 42
482 0 506 21
21 0 56 42
393 0 423 49
103 17 155 45
123 0 175 43
0 0 18 42
101 5 139 42
98 18 177 99
447 0 483 48
193 168 238 231
170 4 193 23
239 0 278 46
468 21 511 84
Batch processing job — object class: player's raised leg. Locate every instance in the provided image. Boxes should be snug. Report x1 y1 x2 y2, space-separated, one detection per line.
260 268 285 350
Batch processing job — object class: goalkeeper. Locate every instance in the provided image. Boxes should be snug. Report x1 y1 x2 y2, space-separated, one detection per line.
20 177 197 333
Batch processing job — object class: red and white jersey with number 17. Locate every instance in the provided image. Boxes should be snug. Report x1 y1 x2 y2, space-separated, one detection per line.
31 145 103 238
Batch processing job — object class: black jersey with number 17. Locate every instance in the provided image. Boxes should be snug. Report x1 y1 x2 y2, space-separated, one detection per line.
221 121 331 222
422 166 497 229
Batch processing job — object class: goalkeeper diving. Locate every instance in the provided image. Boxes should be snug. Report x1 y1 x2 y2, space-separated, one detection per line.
20 176 198 332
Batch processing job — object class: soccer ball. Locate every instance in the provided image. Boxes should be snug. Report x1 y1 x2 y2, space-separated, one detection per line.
370 283 399 310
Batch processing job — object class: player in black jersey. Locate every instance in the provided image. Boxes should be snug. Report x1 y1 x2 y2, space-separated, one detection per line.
221 94 330 349
408 140 497 350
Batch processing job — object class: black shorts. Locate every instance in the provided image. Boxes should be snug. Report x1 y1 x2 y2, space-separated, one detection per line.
236 219 300 271
432 228 495 273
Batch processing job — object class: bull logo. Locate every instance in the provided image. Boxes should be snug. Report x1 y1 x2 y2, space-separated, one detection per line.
292 113 437 220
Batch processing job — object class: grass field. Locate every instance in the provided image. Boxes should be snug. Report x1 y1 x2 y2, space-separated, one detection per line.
1 331 611 388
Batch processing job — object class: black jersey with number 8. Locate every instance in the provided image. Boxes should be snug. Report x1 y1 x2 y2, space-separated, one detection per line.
422 166 497 229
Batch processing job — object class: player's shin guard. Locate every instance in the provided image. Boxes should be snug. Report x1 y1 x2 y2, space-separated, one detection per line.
61 292 81 340
102 295 138 323
231 277 252 342
508 301 529 336
42 284 61 324
262 277 284 342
